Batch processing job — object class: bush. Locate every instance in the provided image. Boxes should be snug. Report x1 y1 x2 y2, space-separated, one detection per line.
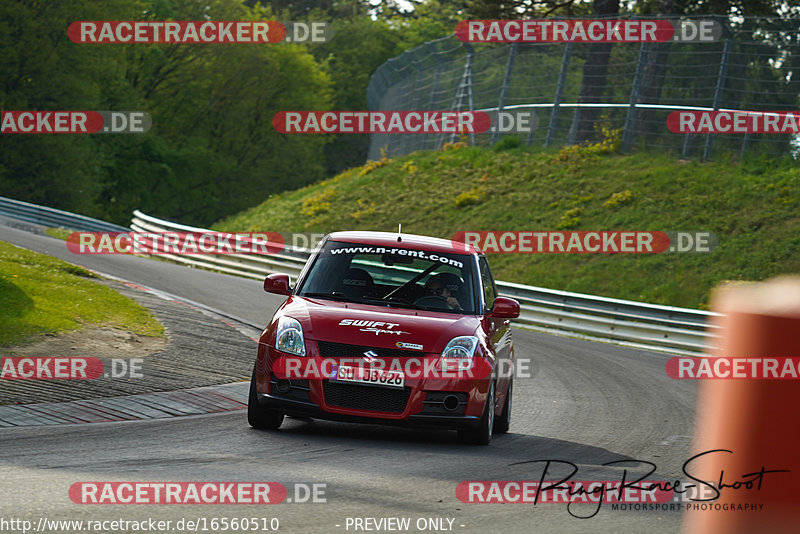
454 188 486 207
493 136 521 152
604 190 634 208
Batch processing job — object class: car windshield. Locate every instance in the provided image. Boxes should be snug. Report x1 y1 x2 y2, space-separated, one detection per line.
296 240 479 314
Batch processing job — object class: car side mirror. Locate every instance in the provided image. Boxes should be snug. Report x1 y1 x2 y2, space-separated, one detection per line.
264 273 291 296
489 297 520 319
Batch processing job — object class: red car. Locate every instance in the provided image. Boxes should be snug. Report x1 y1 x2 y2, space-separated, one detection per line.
248 231 520 444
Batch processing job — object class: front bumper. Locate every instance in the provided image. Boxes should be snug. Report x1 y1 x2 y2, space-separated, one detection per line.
256 347 493 430
257 390 482 431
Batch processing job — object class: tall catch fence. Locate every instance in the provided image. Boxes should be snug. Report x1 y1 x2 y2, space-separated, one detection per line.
366 16 800 161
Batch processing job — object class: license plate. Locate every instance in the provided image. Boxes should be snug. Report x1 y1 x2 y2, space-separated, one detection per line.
331 365 405 389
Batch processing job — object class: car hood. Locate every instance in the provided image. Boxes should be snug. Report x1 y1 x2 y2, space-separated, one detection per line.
280 296 481 354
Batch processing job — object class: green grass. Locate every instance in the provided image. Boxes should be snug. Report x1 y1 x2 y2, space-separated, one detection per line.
0 241 165 346
213 142 800 310
44 227 73 241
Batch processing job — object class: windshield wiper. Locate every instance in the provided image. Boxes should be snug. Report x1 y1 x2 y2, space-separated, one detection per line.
302 291 362 303
361 296 422 309
383 263 440 300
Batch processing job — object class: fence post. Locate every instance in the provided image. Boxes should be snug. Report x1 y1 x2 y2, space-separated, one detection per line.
492 43 518 144
466 48 476 146
425 55 445 152
546 42 573 147
526 110 538 146
406 49 425 155
681 130 693 158
426 46 444 112
622 42 649 152
439 43 474 148
567 108 578 146
408 50 424 111
366 64 394 161
703 38 732 162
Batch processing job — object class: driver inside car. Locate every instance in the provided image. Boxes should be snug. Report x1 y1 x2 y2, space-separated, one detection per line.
423 273 463 311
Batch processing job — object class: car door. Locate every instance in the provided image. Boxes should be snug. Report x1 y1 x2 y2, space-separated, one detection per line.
478 256 513 405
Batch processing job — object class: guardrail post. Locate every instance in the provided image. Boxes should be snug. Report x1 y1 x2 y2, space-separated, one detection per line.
492 43 518 144
546 42 573 147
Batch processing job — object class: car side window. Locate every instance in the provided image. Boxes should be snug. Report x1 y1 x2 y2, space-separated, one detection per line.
478 257 496 312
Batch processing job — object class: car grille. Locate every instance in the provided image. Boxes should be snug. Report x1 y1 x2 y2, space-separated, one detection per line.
322 381 410 413
317 340 419 359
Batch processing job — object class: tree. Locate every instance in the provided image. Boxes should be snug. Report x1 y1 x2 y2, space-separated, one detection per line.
0 0 335 226
246 0 373 19
308 17 403 174
0 0 139 215
464 0 588 18
572 0 620 143
634 0 675 145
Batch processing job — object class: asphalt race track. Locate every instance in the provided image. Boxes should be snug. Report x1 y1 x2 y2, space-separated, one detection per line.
0 219 699 534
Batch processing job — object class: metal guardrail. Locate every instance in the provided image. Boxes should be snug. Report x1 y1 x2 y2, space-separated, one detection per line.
130 210 310 279
0 197 718 355
0 196 128 232
130 210 720 356
0 198 720 355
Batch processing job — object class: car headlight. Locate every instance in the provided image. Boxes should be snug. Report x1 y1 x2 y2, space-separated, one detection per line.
275 316 306 356
440 336 478 371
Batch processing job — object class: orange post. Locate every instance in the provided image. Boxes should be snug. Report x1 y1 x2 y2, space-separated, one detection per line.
683 277 800 534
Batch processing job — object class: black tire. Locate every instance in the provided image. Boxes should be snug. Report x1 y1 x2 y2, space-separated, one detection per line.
458 381 495 445
248 365 284 430
493 377 512 434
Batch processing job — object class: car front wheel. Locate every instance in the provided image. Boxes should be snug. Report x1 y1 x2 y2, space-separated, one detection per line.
458 381 495 445
248 365 284 430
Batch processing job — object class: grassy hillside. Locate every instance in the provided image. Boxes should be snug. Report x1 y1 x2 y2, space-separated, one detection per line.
0 241 164 345
214 139 800 309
